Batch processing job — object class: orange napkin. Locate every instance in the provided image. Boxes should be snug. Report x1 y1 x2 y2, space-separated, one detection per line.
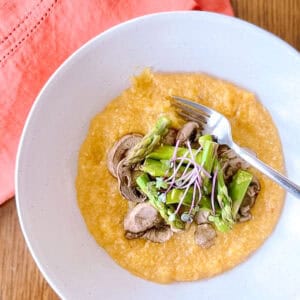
0 0 233 204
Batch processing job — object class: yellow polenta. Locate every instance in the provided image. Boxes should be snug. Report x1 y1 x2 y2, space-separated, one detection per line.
76 70 285 283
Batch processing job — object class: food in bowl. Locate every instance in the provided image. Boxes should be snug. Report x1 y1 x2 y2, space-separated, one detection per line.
107 115 260 246
76 70 285 283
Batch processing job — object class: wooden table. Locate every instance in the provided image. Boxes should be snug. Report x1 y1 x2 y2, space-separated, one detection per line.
0 1 299 299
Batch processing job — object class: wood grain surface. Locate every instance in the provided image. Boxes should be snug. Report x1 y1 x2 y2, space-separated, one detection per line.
0 1 299 299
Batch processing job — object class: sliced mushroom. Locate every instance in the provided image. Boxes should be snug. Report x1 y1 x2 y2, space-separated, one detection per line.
107 134 143 177
194 224 216 249
237 176 260 222
142 226 173 243
218 145 250 182
117 160 146 202
161 128 178 146
248 176 260 197
125 231 145 239
176 122 200 146
194 209 210 225
237 214 252 222
241 176 260 209
125 226 173 243
127 200 137 211
240 205 250 216
124 202 162 233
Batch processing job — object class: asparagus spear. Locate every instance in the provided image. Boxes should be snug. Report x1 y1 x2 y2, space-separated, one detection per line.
200 135 216 173
199 195 213 209
165 189 213 208
192 194 231 232
166 188 194 206
208 214 232 232
125 116 171 165
136 173 184 230
215 161 234 225
229 169 253 219
147 145 202 163
141 158 190 177
199 136 218 194
198 134 213 146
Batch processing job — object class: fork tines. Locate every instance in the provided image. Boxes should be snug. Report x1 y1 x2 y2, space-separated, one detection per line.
171 96 210 128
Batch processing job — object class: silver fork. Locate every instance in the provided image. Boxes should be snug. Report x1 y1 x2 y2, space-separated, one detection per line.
172 96 300 199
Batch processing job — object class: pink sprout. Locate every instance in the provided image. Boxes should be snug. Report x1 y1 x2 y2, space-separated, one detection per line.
174 177 195 215
188 180 198 215
211 169 218 214
162 140 215 219
195 179 202 206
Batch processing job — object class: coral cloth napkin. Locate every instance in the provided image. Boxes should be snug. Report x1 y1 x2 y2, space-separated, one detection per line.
0 0 233 204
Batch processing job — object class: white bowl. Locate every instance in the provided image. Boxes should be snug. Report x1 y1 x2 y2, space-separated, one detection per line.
16 11 300 300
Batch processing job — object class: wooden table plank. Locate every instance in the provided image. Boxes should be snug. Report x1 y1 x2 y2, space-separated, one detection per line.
0 199 58 299
0 1 299 299
231 0 300 49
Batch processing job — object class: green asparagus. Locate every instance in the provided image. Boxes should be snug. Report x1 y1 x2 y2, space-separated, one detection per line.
147 145 202 163
141 158 190 177
125 116 171 165
165 189 212 208
166 188 194 206
200 137 216 173
208 214 232 232
199 195 213 209
198 134 213 146
229 169 253 219
155 177 168 189
136 173 184 230
200 137 217 194
215 161 234 226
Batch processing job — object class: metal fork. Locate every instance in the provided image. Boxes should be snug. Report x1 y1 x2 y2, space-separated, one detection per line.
172 96 300 199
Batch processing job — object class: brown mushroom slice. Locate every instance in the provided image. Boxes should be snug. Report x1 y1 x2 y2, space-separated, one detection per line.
240 205 250 216
237 176 260 223
194 209 210 225
117 160 146 202
236 206 252 223
161 128 178 146
127 200 137 211
142 226 173 243
176 122 200 146
240 176 261 209
124 202 162 233
107 134 143 177
125 231 145 239
125 226 173 243
194 224 216 249
218 145 250 182
248 176 260 197
237 213 252 223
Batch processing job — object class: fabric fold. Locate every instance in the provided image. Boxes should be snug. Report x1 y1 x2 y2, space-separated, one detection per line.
0 0 233 204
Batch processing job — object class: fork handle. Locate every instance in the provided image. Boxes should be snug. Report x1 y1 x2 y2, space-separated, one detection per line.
231 142 300 199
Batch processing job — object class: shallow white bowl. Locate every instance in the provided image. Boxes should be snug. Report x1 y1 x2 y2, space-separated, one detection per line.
16 11 300 300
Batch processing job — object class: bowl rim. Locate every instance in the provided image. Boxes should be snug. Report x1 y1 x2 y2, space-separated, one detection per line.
15 10 300 299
